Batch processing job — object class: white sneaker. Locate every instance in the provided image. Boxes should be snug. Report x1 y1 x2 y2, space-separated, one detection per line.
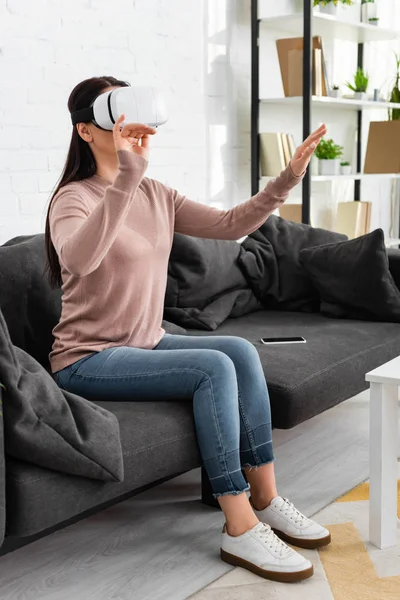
251 496 331 549
220 521 314 583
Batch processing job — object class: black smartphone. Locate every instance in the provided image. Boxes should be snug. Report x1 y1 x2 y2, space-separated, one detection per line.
260 336 306 345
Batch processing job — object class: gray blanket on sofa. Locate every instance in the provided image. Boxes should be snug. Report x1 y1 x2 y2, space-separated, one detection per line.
0 306 124 482
164 216 346 329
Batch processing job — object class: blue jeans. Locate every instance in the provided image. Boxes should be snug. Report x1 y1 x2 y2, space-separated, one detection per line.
53 334 275 497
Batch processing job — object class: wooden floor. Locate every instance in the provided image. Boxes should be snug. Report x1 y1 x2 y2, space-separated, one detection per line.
1 390 399 600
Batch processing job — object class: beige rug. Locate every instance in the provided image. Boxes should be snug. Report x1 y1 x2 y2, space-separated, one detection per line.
190 465 400 599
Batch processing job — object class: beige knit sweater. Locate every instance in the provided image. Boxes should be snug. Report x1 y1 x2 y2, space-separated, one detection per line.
49 150 302 373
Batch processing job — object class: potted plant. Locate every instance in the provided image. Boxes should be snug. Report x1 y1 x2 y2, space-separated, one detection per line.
346 67 369 100
330 84 340 98
368 16 379 25
340 161 352 175
361 0 377 23
315 138 344 175
313 0 354 16
388 53 400 121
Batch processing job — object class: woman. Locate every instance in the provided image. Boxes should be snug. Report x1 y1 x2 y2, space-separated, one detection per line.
46 76 329 584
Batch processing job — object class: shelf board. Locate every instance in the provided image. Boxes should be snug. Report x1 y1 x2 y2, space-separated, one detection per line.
261 173 400 183
260 96 400 111
387 238 400 247
259 12 400 43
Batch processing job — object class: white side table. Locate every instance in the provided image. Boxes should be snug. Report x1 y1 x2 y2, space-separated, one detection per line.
366 357 400 549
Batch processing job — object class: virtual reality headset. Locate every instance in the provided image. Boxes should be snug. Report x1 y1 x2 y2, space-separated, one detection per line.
71 86 168 130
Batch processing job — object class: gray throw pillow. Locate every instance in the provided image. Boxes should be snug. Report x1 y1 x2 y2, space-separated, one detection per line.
300 229 400 322
238 215 347 312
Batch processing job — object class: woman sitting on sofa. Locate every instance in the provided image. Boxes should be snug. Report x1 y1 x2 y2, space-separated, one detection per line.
46 75 328 584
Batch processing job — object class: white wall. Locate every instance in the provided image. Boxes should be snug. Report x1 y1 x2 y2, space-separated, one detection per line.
0 0 207 242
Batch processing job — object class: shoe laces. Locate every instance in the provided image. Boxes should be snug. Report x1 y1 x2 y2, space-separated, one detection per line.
257 523 291 557
279 498 312 527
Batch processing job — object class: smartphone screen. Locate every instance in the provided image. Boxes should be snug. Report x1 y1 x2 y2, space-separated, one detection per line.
260 337 306 345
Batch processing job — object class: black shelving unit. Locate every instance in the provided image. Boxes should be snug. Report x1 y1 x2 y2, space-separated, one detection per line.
250 0 366 225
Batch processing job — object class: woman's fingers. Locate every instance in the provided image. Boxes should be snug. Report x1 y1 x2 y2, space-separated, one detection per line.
310 123 326 138
301 124 327 148
120 123 157 139
140 134 153 149
295 128 326 160
113 114 125 139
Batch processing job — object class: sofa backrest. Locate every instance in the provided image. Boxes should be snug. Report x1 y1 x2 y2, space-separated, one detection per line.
0 234 62 371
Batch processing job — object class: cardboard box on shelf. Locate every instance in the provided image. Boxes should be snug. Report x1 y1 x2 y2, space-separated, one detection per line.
364 121 400 174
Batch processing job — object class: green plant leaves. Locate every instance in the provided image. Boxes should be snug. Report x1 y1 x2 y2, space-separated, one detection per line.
346 67 369 93
314 0 354 5
315 138 343 160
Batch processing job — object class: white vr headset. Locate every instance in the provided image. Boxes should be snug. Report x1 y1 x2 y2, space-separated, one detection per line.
71 86 168 130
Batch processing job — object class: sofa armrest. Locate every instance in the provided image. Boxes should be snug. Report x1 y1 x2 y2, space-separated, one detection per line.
0 385 5 548
388 249 400 290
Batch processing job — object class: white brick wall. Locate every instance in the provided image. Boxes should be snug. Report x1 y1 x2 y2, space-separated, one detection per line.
1 0 252 242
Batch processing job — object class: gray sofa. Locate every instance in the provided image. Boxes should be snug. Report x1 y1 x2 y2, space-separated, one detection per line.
1 233 400 556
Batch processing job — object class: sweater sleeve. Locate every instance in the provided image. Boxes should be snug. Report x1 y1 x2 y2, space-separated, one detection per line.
172 163 304 240
50 150 148 277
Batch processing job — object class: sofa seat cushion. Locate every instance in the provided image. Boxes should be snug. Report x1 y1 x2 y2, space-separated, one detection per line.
186 310 400 428
5 401 200 537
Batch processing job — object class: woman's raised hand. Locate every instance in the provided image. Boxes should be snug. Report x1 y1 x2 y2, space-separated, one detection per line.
113 114 157 161
290 124 327 177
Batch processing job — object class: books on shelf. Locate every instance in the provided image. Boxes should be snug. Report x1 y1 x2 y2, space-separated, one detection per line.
259 132 296 176
288 134 296 158
276 36 329 97
334 201 372 239
313 48 323 97
364 121 400 174
281 133 291 165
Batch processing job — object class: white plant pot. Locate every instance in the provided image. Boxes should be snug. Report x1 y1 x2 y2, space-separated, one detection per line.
369 19 379 25
354 91 368 101
319 3 338 16
337 2 361 23
361 2 377 23
330 89 340 98
318 159 340 176
310 155 319 176
340 165 352 175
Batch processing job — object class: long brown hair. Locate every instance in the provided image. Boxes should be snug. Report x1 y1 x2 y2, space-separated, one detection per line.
44 76 129 288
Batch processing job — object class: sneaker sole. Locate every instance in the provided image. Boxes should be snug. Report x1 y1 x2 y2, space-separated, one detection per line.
272 528 331 549
220 548 314 583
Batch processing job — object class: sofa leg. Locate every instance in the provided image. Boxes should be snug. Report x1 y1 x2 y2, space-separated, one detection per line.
201 466 220 509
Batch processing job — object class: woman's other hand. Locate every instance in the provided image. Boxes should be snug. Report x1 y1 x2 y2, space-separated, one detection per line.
113 114 157 160
290 124 327 177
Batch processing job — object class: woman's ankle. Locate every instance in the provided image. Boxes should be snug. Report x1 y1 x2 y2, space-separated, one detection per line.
225 514 259 537
250 494 277 512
